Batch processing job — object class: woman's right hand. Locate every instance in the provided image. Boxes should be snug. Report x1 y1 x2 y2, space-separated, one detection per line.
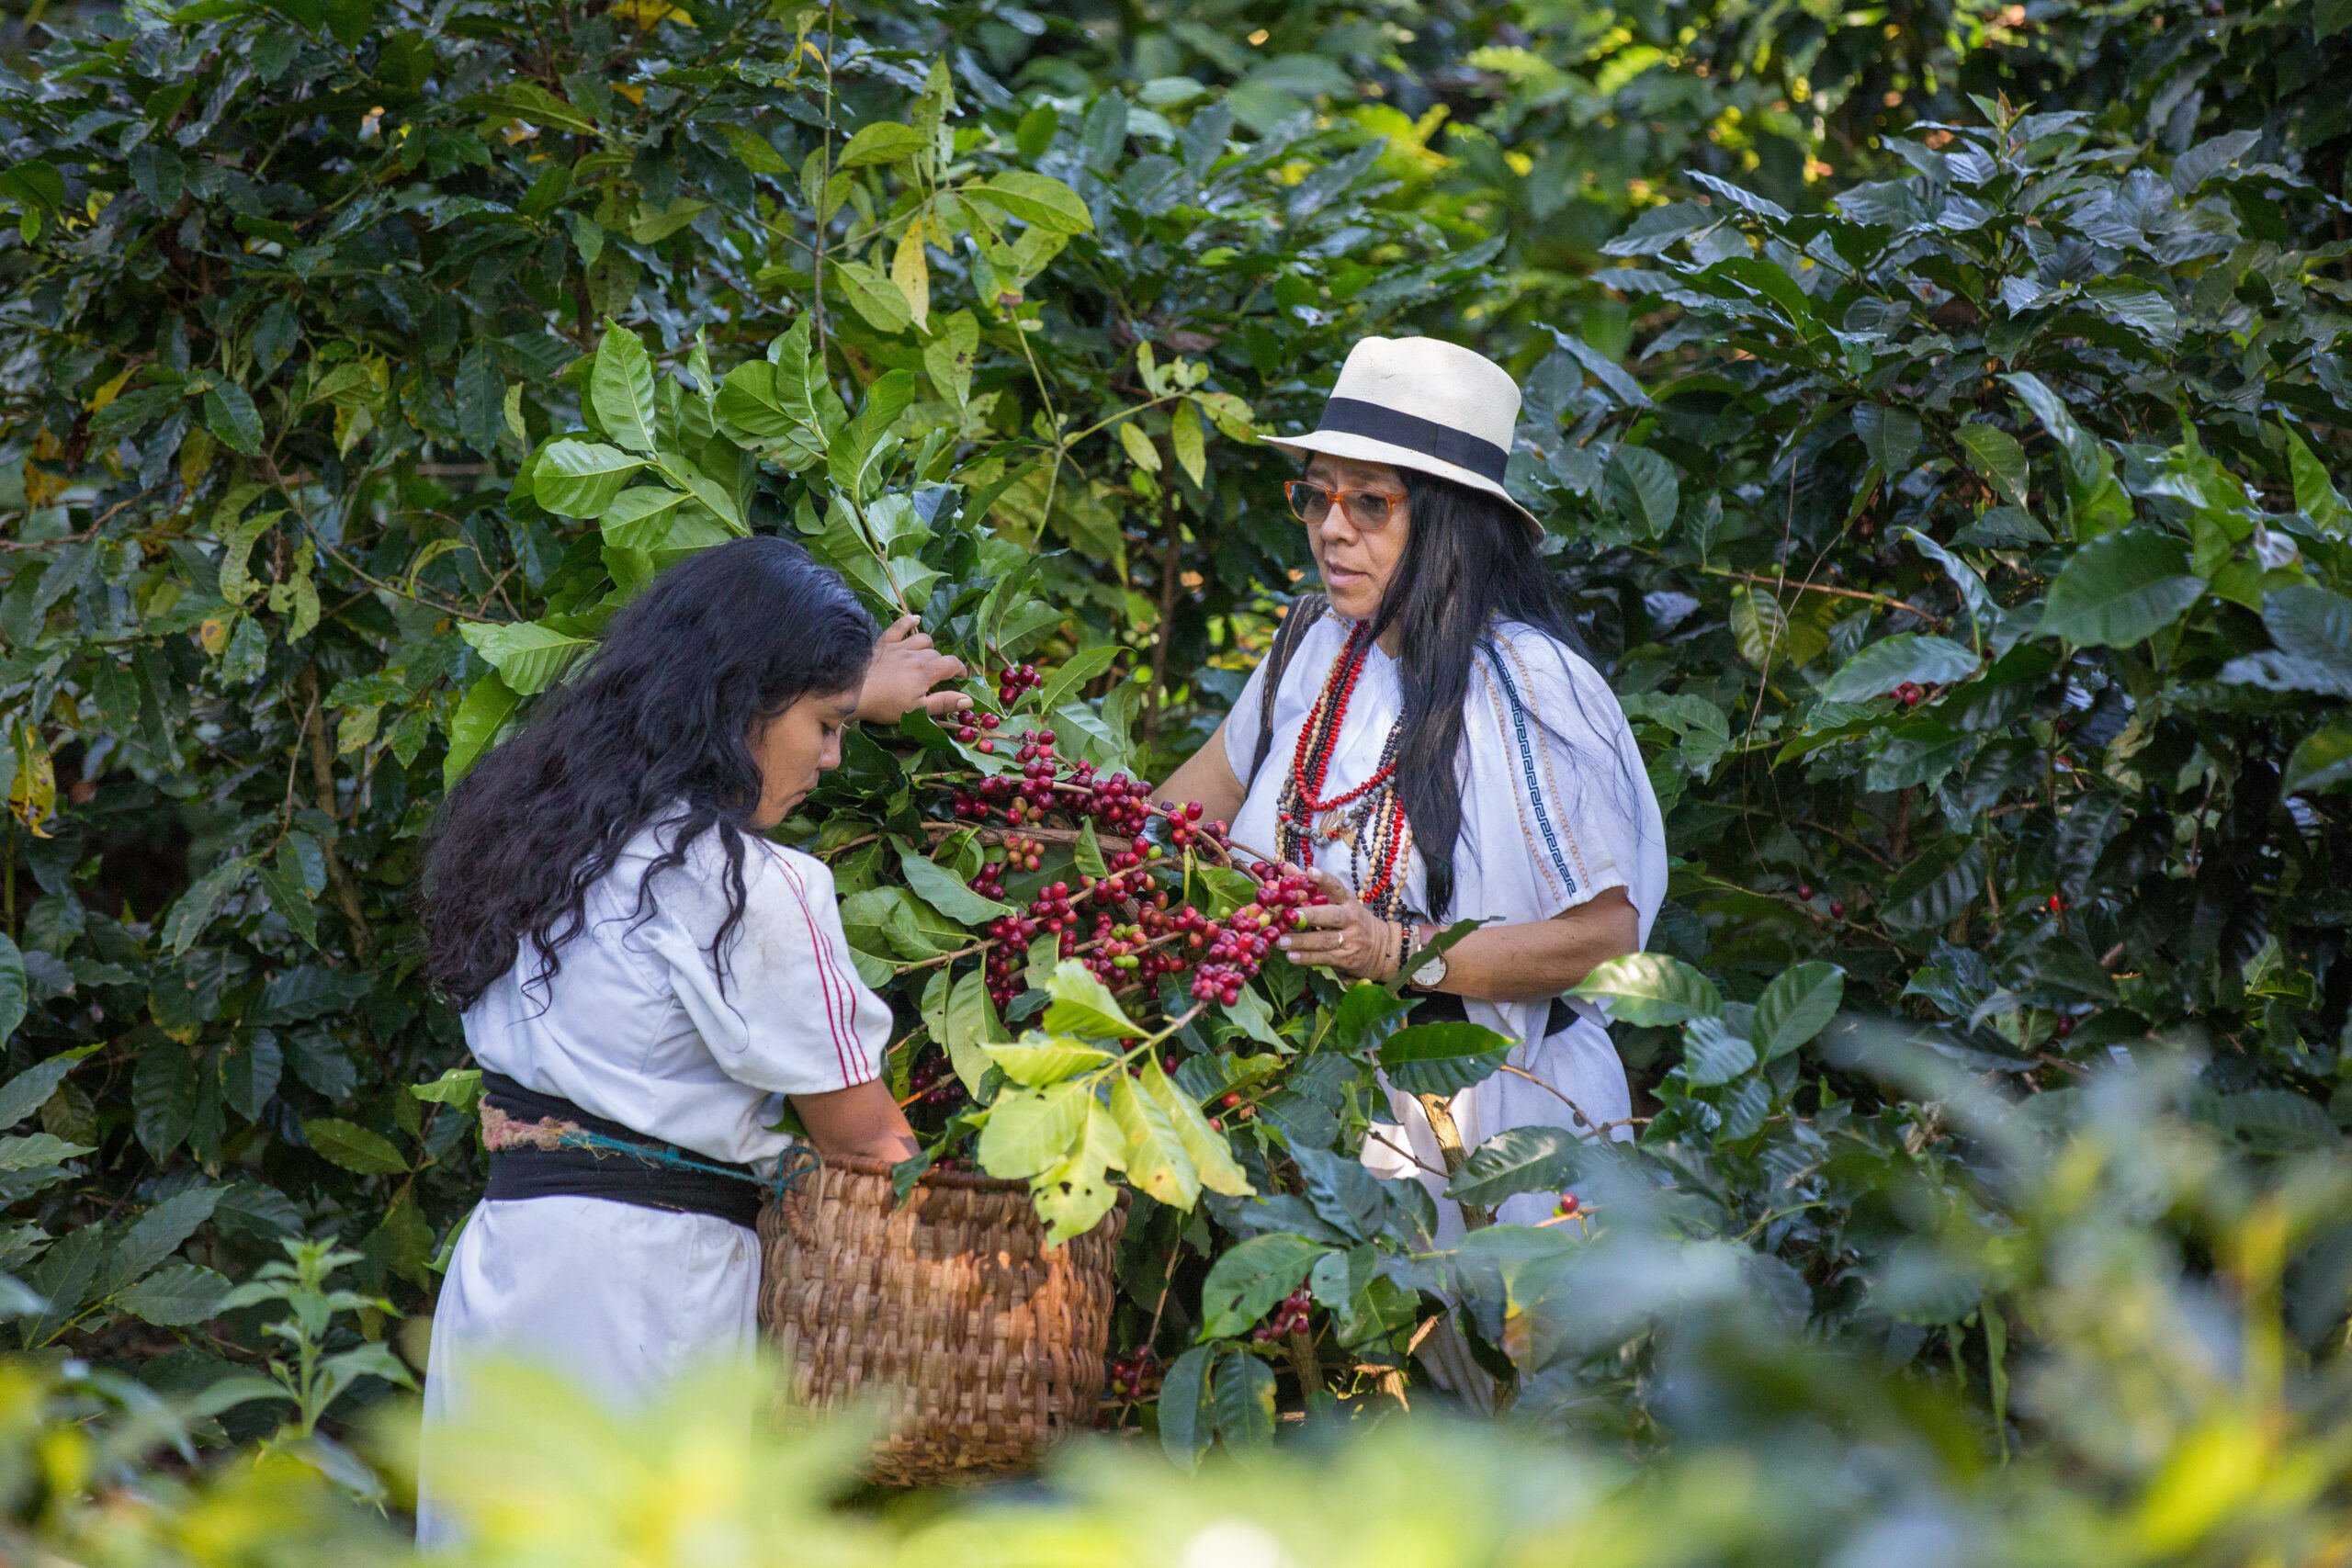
791 1079 921 1162
856 615 971 726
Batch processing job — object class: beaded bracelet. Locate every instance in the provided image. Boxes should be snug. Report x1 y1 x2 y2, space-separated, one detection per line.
1391 920 1410 983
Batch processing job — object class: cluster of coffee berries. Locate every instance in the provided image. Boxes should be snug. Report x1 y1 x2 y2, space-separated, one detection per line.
906 1050 965 1111
1106 1345 1161 1402
1252 1288 1313 1344
1890 682 1925 706
1159 798 1227 849
1553 1193 1583 1220
952 709 1004 754
1186 863 1327 1007
996 662 1043 705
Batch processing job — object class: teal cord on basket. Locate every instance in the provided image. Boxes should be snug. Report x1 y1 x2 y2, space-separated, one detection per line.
545 1126 821 1203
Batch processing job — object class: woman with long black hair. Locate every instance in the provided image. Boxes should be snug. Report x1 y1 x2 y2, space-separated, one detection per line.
1159 336 1668 1263
413 537 965 1542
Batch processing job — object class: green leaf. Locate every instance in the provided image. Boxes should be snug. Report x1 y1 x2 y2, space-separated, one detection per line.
1604 444 1679 536
1042 960 1142 1041
2284 722 2352 795
201 383 266 456
983 1038 1114 1088
830 259 913 333
1159 1346 1215 1469
301 1117 411 1176
1220 984 1283 1050
2285 427 2350 536
458 620 594 696
1212 1351 1276 1449
1753 962 1845 1061
1681 1017 1757 1087
1570 953 1724 1025
976 1083 1091 1179
2039 529 2203 647
0 935 26 1050
899 848 1014 924
1036 647 1121 716
131 1043 196 1158
1817 634 1980 703
922 310 979 408
1199 1232 1329 1339
1854 403 1922 475
836 120 928 168
257 840 320 949
162 856 253 956
114 1262 232 1326
113 1186 224 1283
1378 1021 1515 1095
412 1067 484 1111
534 439 647 516
0 1132 93 1171
1073 819 1108 879
590 323 659 454
973 171 1095 233
940 970 1000 1095
444 672 519 789
0 1051 77 1128
598 487 691 551
1955 423 2031 507
1881 840 1986 931
1446 1125 1583 1206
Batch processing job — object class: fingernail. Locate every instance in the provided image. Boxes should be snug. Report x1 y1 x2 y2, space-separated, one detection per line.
1277 938 1291 949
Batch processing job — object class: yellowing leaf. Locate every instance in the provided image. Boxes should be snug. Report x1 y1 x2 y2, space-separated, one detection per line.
1172 400 1206 487
1117 420 1161 473
1032 1100 1127 1247
983 1036 1114 1088
977 1082 1091 1179
891 221 931 330
1110 1070 1200 1208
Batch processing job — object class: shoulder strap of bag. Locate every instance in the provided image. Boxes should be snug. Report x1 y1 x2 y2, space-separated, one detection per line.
1247 593 1330 787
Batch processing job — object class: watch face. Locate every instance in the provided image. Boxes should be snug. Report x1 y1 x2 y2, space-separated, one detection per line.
1412 950 1446 987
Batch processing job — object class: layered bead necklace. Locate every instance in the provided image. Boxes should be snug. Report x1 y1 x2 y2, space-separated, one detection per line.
1275 622 1413 920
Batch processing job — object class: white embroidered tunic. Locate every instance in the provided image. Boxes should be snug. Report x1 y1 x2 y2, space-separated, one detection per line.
1225 615 1668 1234
416 819 888 1546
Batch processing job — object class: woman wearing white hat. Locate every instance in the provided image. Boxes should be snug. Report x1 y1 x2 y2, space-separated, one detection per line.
1158 334 1668 1269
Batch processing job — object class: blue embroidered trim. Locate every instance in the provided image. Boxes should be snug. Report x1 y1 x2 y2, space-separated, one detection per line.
1480 642 1578 897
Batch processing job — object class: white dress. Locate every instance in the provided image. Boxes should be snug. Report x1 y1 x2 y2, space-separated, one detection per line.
1225 615 1668 1231
414 820 889 1546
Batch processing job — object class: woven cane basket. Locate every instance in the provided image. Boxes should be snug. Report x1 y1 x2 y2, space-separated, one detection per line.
755 1155 1128 1487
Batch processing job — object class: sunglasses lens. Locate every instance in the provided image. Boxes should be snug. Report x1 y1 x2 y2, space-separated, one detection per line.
1287 481 1331 524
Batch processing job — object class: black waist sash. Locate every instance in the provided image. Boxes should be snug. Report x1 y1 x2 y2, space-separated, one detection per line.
479 1070 765 1231
1414 992 1578 1037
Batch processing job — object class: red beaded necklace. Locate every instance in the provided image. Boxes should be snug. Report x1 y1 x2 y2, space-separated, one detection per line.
1276 623 1407 906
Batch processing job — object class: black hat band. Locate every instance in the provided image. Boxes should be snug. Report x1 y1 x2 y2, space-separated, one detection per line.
1312 397 1511 485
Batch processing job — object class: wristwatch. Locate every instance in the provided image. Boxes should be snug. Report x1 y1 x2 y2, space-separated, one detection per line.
1403 921 1447 991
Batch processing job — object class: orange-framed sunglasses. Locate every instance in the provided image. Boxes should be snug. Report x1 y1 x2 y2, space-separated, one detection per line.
1283 478 1405 532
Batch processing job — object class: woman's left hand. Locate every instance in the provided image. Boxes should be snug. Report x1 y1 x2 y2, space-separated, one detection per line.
1275 866 1403 982
857 615 972 726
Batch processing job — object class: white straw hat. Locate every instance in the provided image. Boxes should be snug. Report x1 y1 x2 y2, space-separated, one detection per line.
1265 335 1542 536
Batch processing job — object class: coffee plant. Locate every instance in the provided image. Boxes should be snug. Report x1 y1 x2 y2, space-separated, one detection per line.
2 0 2351 1510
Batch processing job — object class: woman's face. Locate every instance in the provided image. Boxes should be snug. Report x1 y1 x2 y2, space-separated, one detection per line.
1302 454 1411 624
748 684 863 830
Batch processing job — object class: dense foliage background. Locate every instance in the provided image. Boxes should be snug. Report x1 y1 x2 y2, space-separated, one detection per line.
0 0 2350 1555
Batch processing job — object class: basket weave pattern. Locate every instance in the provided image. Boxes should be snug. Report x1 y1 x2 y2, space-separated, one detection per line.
755 1155 1127 1486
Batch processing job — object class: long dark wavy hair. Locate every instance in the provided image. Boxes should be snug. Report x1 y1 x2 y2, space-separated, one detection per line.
1365 470 1604 919
423 537 876 1010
